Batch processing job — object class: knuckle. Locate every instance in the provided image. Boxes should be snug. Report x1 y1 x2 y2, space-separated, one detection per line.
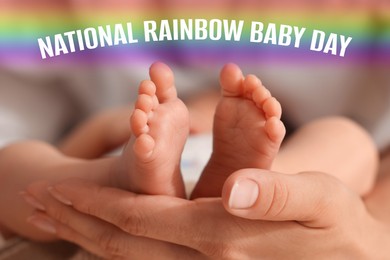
96 230 122 256
200 238 240 259
46 205 70 225
116 209 147 237
191 217 243 259
264 177 289 218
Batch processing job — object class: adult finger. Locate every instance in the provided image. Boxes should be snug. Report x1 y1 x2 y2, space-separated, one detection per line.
25 181 200 259
27 211 110 259
221 169 364 227
24 181 110 258
45 178 234 254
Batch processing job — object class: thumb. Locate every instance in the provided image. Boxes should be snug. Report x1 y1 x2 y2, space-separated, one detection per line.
222 169 358 227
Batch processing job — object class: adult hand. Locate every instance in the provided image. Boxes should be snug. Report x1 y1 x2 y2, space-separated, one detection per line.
25 170 389 259
25 181 200 259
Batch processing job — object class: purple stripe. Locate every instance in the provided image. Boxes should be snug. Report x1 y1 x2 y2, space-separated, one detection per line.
1 45 388 65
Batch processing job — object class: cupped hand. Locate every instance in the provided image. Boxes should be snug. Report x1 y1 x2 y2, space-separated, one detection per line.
25 169 390 259
25 181 200 259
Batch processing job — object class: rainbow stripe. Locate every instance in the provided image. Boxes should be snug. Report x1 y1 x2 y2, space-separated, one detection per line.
0 3 389 67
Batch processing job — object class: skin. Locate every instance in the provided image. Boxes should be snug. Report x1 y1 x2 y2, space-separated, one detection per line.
10 63 380 259
365 149 390 225
25 169 390 259
1 1 388 257
1 62 380 260
0 62 189 240
115 62 189 197
191 64 286 198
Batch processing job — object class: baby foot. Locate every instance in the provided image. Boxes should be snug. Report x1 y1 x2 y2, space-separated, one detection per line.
191 63 286 198
116 62 189 198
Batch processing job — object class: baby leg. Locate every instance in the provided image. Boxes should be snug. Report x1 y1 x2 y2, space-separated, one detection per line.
272 116 379 196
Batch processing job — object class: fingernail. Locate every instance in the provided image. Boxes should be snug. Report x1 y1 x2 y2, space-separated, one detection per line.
228 179 259 209
27 215 56 234
47 186 72 206
20 192 46 211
